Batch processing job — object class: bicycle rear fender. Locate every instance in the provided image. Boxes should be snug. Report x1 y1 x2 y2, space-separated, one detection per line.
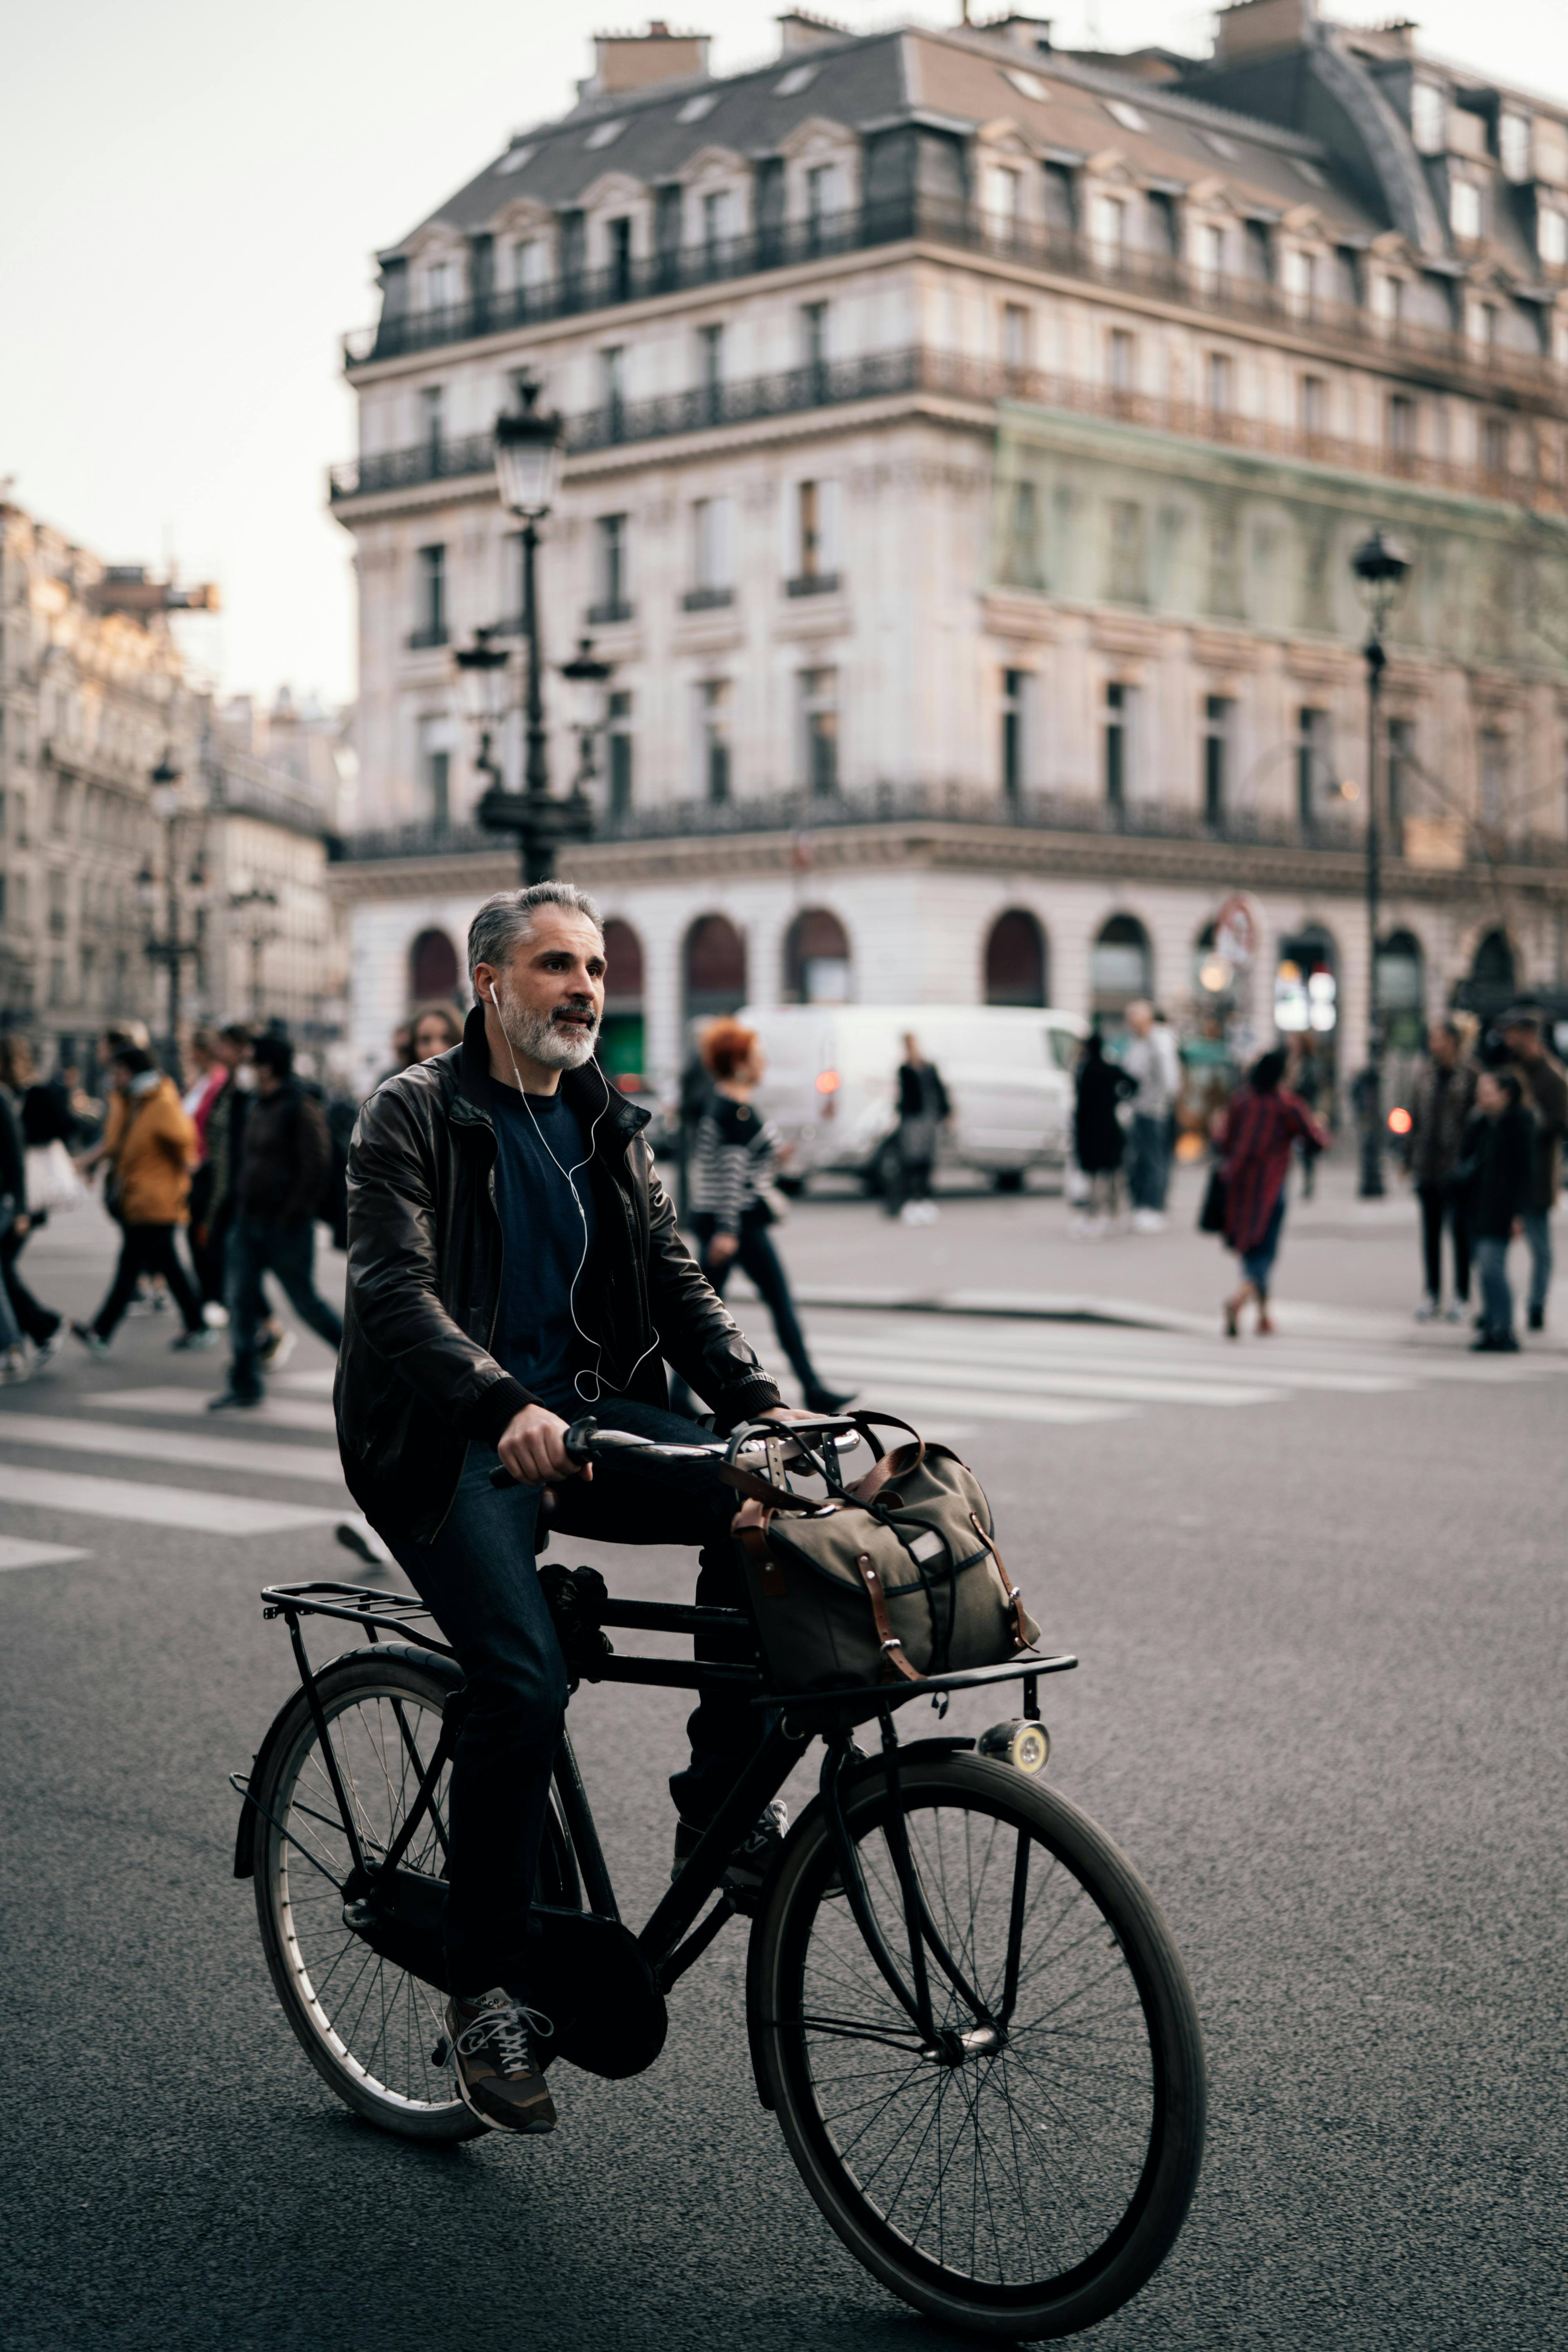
232 1641 461 1879
743 1735 975 2109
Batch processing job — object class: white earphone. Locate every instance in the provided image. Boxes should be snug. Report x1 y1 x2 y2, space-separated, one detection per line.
484 978 660 1401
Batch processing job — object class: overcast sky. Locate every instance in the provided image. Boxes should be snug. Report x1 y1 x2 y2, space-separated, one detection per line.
3 1 1564 711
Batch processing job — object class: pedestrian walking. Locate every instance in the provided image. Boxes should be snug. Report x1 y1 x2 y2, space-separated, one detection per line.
1214 1046 1328 1337
887 1032 951 1224
410 1002 464 1062
0 1065 34 1377
1121 1001 1176 1231
210 1034 343 1412
688 1021 852 1415
1497 1007 1567 1332
1072 1031 1134 1236
374 1021 415 1089
1402 1019 1477 1323
1457 1067 1535 1353
0 1036 68 1370
72 1048 212 1357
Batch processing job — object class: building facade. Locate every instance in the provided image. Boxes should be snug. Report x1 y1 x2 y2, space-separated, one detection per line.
0 497 344 1066
327 2 1568 1102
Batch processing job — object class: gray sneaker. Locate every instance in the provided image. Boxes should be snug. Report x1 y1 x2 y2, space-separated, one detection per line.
445 1990 556 2133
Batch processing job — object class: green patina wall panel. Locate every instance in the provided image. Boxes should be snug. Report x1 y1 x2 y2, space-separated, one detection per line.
992 402 1568 679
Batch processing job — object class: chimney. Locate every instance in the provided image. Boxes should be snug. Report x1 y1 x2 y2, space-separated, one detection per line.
1214 0 1317 68
980 15 1054 55
777 10 849 55
590 21 710 96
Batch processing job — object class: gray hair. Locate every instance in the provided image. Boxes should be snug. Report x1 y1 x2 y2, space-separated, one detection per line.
466 882 604 982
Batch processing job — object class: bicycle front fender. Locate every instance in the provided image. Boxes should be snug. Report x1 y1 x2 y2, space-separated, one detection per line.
231 1639 461 1879
742 1735 975 2109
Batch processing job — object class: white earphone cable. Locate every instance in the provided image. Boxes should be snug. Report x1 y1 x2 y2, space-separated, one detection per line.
488 984 661 1403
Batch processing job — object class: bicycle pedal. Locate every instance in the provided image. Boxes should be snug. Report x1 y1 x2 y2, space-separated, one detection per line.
430 2034 452 2067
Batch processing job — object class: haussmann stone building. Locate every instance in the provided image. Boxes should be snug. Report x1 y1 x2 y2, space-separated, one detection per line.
325 1 1568 1117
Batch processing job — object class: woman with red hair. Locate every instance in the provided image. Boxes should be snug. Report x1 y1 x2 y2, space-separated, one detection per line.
687 1021 852 1416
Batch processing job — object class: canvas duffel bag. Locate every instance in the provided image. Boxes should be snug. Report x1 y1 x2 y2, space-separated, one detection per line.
722 1414 1040 1694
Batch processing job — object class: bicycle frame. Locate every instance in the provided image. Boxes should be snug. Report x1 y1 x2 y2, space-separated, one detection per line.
242 1577 1076 2057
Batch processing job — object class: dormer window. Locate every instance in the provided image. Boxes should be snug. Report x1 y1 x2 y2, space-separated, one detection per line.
806 162 842 227
1092 195 1127 266
1451 180 1482 241
1410 82 1446 155
1499 113 1532 182
1194 222 1224 290
986 166 1023 242
702 188 735 253
1282 248 1317 315
1372 274 1405 327
423 260 456 312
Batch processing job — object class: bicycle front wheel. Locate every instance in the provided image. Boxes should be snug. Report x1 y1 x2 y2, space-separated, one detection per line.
753 1754 1205 2340
251 1649 578 2142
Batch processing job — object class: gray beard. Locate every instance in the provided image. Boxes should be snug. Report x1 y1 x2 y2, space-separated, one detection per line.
497 986 600 1073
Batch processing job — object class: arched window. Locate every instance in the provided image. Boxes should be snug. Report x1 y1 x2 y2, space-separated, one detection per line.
684 913 747 1021
1470 927 1516 998
1376 928 1425 1051
782 907 852 1004
985 909 1047 1006
410 928 459 1002
600 917 646 1091
1090 913 1152 1021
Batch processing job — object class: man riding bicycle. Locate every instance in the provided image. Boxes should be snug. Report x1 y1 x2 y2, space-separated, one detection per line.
335 882 805 2136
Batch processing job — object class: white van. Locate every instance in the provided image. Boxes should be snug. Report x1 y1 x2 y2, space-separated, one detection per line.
736 1004 1087 1192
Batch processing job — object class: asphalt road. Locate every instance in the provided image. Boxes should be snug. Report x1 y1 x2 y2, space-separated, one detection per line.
2 1193 1564 2351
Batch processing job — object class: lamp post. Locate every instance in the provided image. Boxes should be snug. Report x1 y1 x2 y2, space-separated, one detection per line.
229 885 281 1023
477 379 593 884
1349 526 1412 1200
137 750 203 1078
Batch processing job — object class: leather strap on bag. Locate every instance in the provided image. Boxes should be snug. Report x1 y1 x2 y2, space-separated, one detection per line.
849 1550 924 1682
968 1512 1033 1653
733 1509 790 1599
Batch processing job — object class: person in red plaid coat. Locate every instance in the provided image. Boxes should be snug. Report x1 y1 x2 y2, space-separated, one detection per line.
1215 1048 1328 1337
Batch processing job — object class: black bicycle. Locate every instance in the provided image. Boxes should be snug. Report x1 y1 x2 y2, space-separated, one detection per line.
233 1415 1204 2341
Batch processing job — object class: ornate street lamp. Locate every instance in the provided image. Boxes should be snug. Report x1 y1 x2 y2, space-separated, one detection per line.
140 748 202 1076
478 379 593 884
559 635 614 790
1349 526 1412 1199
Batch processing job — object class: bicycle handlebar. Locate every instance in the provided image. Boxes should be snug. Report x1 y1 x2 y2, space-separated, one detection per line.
488 1412 864 1490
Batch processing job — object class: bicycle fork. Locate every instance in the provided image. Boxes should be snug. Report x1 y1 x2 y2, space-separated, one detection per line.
819 1719 1006 2064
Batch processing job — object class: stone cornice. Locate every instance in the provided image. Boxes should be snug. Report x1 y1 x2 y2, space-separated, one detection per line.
327 819 1568 906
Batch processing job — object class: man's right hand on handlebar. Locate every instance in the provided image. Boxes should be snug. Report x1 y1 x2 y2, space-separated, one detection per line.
496 1403 592 1490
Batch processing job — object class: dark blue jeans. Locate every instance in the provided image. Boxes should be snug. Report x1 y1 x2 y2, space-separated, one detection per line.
379 1398 754 1996
225 1216 344 1398
1128 1114 1169 1212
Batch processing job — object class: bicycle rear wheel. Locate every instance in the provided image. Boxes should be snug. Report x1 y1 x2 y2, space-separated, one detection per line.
251 1650 578 2141
753 1754 1204 2340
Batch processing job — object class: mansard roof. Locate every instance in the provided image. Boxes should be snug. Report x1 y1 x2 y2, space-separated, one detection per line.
383 20 1392 261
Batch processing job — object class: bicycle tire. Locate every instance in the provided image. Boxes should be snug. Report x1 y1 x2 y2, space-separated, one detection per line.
252 1650 579 2142
753 1754 1204 2340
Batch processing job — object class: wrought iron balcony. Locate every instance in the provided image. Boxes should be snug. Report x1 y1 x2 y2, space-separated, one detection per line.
587 599 634 626
342 192 1568 415
406 624 450 651
331 782 1375 866
681 586 735 612
329 345 1567 514
786 572 841 598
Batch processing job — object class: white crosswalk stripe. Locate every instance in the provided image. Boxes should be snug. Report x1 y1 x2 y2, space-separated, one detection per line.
0 1412 349 1487
83 1386 338 1434
781 1309 1568 1430
0 1464 339 1536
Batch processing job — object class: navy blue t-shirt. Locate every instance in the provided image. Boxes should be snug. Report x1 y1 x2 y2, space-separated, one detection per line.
488 1081 599 1414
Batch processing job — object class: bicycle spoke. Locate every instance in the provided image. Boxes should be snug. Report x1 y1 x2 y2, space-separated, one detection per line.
791 1784 1161 2295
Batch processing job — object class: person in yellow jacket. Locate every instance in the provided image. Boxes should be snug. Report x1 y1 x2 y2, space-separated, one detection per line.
73 1047 217 1357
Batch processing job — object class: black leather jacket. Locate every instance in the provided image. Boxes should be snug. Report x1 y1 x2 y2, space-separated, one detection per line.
334 1007 782 1542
